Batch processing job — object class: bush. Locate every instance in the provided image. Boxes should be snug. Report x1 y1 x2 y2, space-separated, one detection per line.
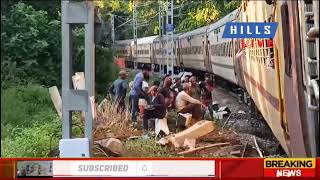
1 84 57 129
95 46 119 95
1 83 62 157
1 2 61 87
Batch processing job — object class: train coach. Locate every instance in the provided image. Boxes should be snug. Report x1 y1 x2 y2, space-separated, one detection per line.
153 34 180 73
114 0 319 157
207 9 239 85
178 25 210 73
115 39 133 68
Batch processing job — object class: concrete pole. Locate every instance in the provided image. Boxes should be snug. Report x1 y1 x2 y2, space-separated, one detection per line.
133 0 138 70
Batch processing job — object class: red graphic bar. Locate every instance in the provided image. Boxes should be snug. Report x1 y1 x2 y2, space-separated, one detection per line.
0 158 319 179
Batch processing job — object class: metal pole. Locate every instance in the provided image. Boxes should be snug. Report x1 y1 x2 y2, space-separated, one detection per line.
84 1 95 155
170 0 174 77
111 14 115 45
158 0 163 76
166 0 174 76
133 0 138 70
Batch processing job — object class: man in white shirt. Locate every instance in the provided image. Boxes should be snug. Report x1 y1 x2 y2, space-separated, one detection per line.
175 83 204 126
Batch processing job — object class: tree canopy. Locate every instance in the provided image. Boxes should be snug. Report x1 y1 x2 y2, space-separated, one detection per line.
97 0 241 40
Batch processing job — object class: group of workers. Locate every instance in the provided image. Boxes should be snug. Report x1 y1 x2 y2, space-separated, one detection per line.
109 65 215 138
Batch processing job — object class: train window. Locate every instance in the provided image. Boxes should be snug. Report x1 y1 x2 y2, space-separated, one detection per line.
227 42 230 57
226 43 229 57
222 43 225 57
222 43 225 56
228 42 230 57
217 45 219 56
280 2 291 76
229 42 231 57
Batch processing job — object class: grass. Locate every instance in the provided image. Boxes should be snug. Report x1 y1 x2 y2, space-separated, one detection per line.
94 98 135 140
1 84 62 157
124 138 175 157
1 83 85 157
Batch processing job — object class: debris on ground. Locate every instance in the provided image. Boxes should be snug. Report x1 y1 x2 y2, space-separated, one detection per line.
177 142 230 155
167 120 215 148
95 138 124 156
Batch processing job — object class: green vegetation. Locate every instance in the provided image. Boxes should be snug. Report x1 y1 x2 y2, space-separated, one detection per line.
1 2 117 157
124 138 175 157
96 0 241 39
1 84 61 157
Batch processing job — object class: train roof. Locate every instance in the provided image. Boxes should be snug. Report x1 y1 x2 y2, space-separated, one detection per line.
179 25 209 39
153 34 181 42
137 35 158 44
115 39 133 45
207 9 239 33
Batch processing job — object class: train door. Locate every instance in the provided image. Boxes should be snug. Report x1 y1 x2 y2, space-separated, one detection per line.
233 39 246 88
280 1 309 157
203 33 212 73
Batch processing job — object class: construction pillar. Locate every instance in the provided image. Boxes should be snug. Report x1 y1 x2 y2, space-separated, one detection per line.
61 0 95 157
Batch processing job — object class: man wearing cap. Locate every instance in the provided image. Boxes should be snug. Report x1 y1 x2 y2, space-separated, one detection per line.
110 70 128 112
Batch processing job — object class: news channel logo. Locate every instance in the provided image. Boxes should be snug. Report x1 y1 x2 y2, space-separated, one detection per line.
222 22 278 39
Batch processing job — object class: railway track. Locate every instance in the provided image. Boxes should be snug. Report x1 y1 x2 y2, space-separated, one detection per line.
208 85 286 157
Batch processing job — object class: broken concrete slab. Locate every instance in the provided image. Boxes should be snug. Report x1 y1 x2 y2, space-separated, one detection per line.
48 86 62 118
95 138 124 156
168 120 215 148
183 138 196 149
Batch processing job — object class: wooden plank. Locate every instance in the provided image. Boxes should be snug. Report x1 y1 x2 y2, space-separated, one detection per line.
48 86 62 118
177 142 230 155
253 136 264 157
168 120 215 148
